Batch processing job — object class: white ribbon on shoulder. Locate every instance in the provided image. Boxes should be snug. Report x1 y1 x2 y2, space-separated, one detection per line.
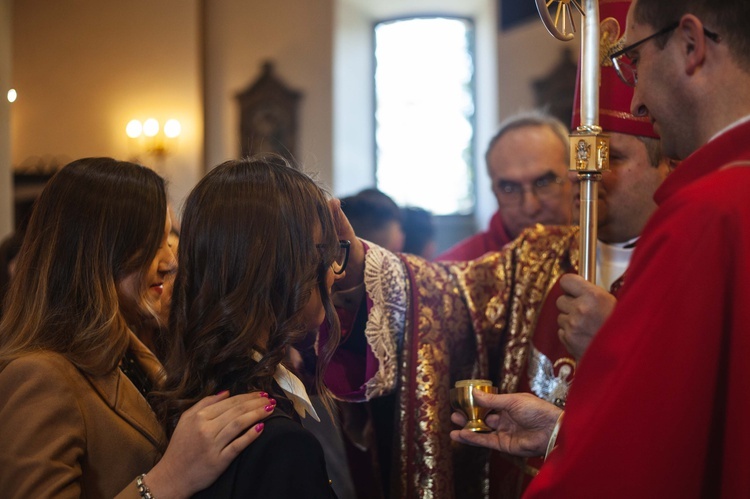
251 351 320 422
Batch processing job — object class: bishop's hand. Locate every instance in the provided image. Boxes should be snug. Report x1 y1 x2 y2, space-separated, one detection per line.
556 273 617 360
328 198 365 293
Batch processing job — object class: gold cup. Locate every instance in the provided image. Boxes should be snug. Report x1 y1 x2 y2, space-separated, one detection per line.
450 379 497 433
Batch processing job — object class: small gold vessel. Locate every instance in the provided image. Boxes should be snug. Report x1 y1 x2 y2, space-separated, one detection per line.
449 379 497 433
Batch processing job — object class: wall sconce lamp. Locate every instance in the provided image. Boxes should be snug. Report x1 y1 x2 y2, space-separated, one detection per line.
126 118 181 159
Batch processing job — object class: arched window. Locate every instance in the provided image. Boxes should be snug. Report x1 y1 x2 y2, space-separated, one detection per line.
373 17 476 215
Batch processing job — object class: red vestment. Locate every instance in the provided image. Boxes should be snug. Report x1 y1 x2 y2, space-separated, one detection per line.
526 120 750 498
437 211 512 261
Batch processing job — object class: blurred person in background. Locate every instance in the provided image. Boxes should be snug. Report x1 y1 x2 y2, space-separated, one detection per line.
438 111 572 261
340 188 404 253
401 206 437 260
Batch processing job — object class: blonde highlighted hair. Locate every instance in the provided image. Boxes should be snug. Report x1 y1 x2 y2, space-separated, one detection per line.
0 158 166 376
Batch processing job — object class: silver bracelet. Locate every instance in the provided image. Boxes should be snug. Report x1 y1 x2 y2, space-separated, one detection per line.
136 474 156 499
544 411 564 460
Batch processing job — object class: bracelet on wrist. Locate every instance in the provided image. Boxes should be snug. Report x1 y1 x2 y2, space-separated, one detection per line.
136 473 156 499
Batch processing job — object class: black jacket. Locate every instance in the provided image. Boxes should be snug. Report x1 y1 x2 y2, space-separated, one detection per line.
193 394 337 499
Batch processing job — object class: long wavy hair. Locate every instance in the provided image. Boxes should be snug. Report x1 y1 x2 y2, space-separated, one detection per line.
0 158 166 376
156 155 342 432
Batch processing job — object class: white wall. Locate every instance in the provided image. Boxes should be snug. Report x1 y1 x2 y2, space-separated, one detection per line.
10 0 202 211
497 14 580 120
3 1 580 237
332 0 374 198
203 0 335 190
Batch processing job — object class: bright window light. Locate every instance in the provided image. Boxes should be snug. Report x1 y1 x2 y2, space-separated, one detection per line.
374 17 476 215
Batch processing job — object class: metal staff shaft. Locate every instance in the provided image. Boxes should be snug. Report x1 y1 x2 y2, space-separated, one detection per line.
536 0 609 283
580 0 600 129
578 172 600 282
572 0 607 284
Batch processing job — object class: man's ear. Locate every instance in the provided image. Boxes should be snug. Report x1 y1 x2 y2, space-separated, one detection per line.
679 14 708 76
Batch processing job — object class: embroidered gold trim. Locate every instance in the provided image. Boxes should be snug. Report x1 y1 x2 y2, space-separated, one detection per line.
361 243 407 399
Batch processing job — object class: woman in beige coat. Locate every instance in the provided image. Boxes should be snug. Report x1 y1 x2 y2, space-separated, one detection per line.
0 158 272 498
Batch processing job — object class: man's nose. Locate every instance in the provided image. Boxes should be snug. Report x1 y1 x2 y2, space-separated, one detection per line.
520 186 543 215
630 85 648 118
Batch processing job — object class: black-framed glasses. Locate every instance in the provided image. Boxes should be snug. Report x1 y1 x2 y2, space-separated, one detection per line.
317 240 351 275
495 172 565 207
610 22 720 87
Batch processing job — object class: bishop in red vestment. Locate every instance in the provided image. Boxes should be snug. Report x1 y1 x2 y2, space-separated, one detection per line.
452 1 750 496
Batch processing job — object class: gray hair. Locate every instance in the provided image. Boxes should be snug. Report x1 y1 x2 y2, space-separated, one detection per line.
485 111 570 173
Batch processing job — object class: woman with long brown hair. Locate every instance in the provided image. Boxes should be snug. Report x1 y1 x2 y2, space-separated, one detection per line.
0 157 272 498
156 155 345 498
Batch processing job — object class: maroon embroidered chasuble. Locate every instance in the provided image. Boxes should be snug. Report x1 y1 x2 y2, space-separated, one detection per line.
327 225 582 498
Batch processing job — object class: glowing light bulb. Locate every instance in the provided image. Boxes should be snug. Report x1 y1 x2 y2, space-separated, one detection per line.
126 119 143 138
7 89 17 103
164 119 181 138
143 118 159 137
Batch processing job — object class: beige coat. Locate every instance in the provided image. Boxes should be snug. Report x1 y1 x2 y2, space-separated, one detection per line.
0 332 167 498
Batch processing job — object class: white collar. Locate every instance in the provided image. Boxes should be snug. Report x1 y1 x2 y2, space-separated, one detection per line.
251 350 320 422
709 114 750 143
598 235 639 250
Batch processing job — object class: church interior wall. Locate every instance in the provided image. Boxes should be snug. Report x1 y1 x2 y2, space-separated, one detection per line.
1 0 578 245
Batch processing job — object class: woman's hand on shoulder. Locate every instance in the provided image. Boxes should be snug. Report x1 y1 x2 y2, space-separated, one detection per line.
144 391 275 498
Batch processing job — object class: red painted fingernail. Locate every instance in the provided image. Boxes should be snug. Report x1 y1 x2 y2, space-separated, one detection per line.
259 391 268 398
255 423 264 433
264 404 275 412
268 398 276 405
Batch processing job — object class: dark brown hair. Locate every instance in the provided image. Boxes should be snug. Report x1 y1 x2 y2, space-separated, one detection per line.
0 158 166 376
634 0 750 71
156 154 341 432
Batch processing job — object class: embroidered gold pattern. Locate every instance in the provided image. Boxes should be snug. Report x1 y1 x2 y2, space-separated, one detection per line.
358 226 580 498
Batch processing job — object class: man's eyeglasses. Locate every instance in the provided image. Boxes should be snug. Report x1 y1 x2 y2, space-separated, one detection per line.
495 172 565 207
610 22 720 87
317 240 351 275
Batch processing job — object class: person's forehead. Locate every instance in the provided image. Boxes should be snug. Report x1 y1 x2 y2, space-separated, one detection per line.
608 131 644 148
489 126 567 177
624 0 647 42
496 124 562 145
607 131 652 166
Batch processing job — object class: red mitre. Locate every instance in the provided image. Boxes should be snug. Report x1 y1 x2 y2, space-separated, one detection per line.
571 0 658 138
